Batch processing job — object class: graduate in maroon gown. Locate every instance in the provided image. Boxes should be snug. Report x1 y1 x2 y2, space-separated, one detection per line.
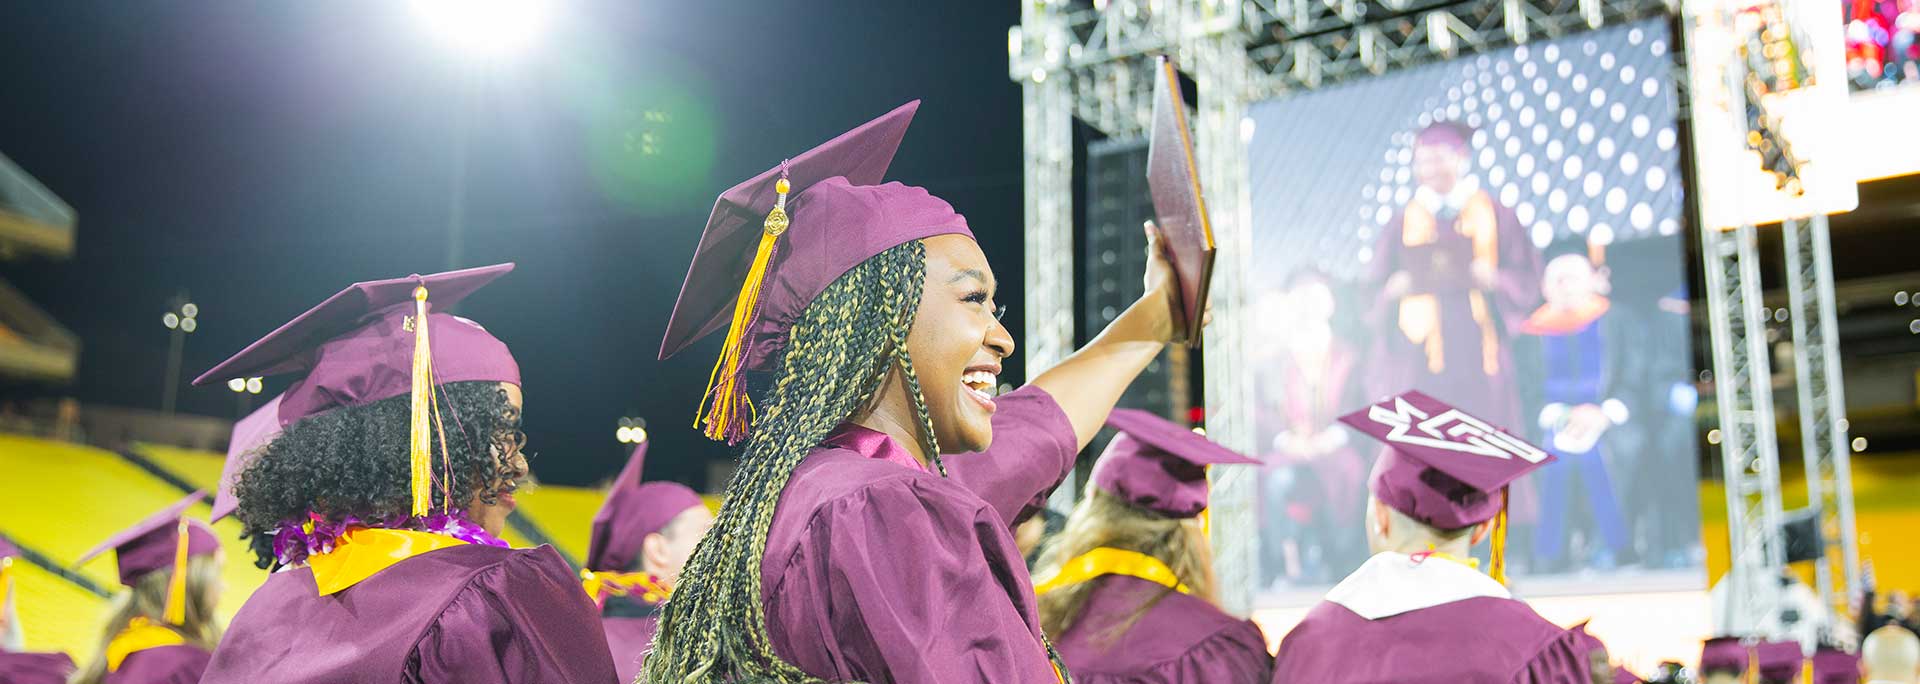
1034 409 1272 683
70 492 223 684
583 439 712 683
192 265 617 684
643 101 1189 683
1698 636 1749 684
0 536 78 684
1272 390 1600 684
1810 644 1861 684
1756 640 1806 684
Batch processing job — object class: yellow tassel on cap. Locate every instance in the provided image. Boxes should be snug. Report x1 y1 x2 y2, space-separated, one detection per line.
410 285 436 517
0 556 12 611
696 173 791 444
1489 487 1510 585
164 517 189 625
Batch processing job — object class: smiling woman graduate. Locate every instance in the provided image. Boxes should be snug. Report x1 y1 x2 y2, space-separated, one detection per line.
190 265 616 684
644 101 1189 684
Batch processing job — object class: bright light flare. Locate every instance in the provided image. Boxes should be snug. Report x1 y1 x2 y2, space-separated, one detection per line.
412 0 552 59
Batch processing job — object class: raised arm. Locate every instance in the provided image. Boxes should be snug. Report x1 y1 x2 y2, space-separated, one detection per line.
1029 222 1188 452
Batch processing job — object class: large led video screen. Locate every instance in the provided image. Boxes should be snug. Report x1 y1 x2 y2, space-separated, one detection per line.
1244 19 1705 602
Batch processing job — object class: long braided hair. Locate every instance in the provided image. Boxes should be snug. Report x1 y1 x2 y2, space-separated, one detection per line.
643 242 941 683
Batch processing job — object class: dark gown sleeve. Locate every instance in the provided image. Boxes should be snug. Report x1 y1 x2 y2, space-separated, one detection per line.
104 646 211 684
942 384 1078 528
769 477 1058 684
1509 624 1602 684
407 546 619 684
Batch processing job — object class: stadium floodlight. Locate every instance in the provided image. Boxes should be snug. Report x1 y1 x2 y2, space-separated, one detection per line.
411 0 552 60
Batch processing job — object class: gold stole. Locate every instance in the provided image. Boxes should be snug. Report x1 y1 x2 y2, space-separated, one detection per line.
307 527 468 596
1032 547 1191 596
105 617 187 673
1397 192 1503 376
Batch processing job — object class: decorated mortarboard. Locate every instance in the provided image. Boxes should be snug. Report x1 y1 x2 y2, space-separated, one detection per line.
1339 390 1555 584
193 264 519 518
1091 408 1259 519
1809 646 1859 684
1146 55 1216 348
657 101 972 443
1755 640 1804 682
75 492 218 625
211 394 283 522
587 440 705 572
1699 636 1750 675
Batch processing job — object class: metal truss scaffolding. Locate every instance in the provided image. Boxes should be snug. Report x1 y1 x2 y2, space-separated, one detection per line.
1783 214 1861 627
1012 0 1854 627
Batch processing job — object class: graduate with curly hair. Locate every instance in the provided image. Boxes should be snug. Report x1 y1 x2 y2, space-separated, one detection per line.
192 265 616 684
643 101 1191 683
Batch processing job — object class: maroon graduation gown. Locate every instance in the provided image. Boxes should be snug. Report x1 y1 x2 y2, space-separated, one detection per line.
200 543 616 684
599 594 662 684
106 644 212 684
1055 575 1273 684
1273 553 1595 684
760 385 1076 683
0 651 74 684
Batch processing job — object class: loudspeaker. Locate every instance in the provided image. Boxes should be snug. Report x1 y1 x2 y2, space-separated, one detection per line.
1780 507 1824 564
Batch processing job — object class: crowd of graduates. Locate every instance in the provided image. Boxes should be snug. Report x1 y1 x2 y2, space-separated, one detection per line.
0 101 1911 684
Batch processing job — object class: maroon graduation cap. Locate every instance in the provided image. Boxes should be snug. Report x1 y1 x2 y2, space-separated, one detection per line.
657 101 972 443
1810 645 1859 684
1091 408 1259 519
193 264 520 518
1339 390 1554 583
75 491 219 626
1755 640 1804 683
211 393 283 522
1699 636 1749 676
586 440 705 572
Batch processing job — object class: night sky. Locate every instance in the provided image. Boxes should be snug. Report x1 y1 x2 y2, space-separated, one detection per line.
0 2 1029 489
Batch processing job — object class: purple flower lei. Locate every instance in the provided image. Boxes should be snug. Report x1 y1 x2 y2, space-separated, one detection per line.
270 512 508 567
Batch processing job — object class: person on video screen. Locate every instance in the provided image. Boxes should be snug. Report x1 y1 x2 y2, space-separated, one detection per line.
1518 237 1633 572
1253 270 1368 587
1367 121 1541 433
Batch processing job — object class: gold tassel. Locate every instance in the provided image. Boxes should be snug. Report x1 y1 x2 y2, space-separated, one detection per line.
0 556 12 611
410 285 435 517
1489 487 1510 585
163 518 189 625
695 174 791 443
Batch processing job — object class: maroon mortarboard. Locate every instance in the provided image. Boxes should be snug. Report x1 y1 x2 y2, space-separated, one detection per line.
1700 637 1750 675
1090 409 1259 519
657 101 972 443
0 535 17 560
1755 640 1804 682
75 491 218 590
1810 646 1859 684
1414 120 1474 152
1612 666 1643 684
211 393 283 522
192 264 519 427
1339 390 1554 583
1146 55 1216 348
587 440 705 572
193 264 519 518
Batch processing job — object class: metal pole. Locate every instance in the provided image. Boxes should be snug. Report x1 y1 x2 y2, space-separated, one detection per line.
162 327 184 416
